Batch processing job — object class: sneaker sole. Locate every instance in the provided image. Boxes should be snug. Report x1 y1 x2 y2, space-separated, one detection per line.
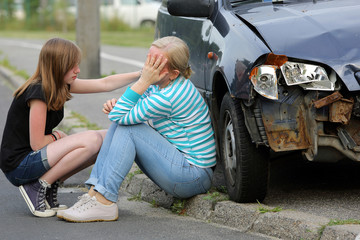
56 194 91 220
61 215 119 223
45 200 68 211
19 186 56 218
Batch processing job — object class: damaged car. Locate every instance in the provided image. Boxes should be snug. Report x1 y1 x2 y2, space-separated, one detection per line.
155 0 360 203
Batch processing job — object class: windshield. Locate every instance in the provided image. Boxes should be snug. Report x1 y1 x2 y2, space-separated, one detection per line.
229 0 321 8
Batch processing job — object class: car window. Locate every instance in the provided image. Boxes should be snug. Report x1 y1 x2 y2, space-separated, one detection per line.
101 0 115 4
229 0 270 4
228 0 272 8
121 0 137 5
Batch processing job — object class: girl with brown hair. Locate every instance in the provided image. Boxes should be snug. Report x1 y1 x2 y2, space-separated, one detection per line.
0 38 141 217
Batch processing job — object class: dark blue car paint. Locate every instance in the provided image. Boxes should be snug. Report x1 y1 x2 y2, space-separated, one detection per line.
235 0 360 91
156 0 360 161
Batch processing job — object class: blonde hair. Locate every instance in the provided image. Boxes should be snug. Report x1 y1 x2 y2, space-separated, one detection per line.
14 38 81 111
151 36 192 79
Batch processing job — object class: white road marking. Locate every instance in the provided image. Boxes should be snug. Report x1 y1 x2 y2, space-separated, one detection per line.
0 39 143 68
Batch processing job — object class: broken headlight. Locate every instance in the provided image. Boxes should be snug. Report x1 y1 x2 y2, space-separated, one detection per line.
250 54 336 100
280 61 334 91
250 65 278 100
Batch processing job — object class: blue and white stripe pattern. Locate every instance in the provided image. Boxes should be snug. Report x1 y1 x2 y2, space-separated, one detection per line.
108 76 216 168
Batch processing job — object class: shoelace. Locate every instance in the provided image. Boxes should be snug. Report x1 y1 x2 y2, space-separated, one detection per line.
37 185 47 211
50 181 59 206
75 197 97 213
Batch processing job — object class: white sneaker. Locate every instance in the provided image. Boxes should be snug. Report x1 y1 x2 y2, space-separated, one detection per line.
61 196 118 223
57 193 91 219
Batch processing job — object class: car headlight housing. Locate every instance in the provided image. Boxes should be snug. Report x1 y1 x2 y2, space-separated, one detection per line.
250 55 335 100
250 65 278 100
280 61 334 91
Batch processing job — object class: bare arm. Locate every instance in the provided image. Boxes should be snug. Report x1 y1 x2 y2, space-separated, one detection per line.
29 99 54 150
70 71 141 94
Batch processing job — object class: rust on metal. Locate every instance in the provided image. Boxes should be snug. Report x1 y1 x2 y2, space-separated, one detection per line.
313 91 343 108
346 119 360 146
264 53 288 68
263 108 310 152
329 98 354 124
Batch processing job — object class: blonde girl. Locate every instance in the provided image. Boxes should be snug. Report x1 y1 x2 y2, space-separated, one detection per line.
58 36 217 222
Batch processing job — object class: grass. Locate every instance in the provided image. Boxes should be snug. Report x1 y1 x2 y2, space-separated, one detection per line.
202 189 229 203
0 28 155 48
128 192 142 202
171 199 187 216
317 219 360 239
150 199 160 208
0 55 30 79
328 219 360 225
257 200 283 214
126 166 144 182
68 111 101 130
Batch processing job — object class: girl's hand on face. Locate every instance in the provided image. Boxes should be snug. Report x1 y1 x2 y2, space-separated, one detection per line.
139 53 168 86
103 98 117 114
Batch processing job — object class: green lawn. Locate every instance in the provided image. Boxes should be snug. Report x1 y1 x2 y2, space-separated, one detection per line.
0 29 155 48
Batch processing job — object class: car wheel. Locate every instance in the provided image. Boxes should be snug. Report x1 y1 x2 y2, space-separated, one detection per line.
140 20 155 28
219 93 269 203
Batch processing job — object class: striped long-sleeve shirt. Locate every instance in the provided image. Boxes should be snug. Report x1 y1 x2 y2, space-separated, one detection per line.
108 76 216 168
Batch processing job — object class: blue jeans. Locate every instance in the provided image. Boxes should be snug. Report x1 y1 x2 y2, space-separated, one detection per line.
86 123 213 202
5 147 50 187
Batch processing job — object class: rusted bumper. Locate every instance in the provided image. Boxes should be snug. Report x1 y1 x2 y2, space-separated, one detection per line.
260 89 360 162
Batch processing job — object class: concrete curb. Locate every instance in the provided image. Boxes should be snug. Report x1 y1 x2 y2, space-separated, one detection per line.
120 173 360 240
1 65 359 240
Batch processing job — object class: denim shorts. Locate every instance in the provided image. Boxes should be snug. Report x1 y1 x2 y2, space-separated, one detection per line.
5 146 50 187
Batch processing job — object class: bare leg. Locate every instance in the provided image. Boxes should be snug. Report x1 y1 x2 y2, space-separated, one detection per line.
58 154 97 182
40 130 107 184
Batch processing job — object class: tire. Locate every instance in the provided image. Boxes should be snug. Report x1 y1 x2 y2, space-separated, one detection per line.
219 93 269 203
140 20 155 28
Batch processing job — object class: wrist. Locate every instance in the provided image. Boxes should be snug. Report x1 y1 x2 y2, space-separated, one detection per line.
53 130 61 140
130 78 150 95
51 133 57 141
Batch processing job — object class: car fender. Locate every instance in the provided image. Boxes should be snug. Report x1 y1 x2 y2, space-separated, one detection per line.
205 6 270 101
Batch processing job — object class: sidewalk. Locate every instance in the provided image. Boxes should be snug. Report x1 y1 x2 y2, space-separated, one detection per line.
1 65 360 240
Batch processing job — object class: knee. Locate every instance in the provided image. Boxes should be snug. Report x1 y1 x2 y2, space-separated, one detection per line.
85 130 104 153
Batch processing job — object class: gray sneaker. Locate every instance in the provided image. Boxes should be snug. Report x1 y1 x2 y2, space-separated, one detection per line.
61 196 118 223
45 180 67 211
57 193 91 219
19 180 56 217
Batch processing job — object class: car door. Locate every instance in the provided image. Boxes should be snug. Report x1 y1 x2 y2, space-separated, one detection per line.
156 1 213 92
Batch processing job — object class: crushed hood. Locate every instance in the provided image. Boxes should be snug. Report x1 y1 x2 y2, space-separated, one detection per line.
235 0 360 91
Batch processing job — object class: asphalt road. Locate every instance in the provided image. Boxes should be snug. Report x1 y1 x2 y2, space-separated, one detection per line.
1 37 360 237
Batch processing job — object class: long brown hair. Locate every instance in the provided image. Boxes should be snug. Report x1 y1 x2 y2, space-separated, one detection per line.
14 38 81 111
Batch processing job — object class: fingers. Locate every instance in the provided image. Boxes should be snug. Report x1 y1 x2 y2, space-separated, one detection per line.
111 98 117 106
150 54 156 66
157 56 167 71
145 54 167 69
145 53 151 65
102 98 117 114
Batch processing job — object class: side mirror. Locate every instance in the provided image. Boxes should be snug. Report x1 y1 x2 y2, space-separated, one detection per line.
167 0 215 18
